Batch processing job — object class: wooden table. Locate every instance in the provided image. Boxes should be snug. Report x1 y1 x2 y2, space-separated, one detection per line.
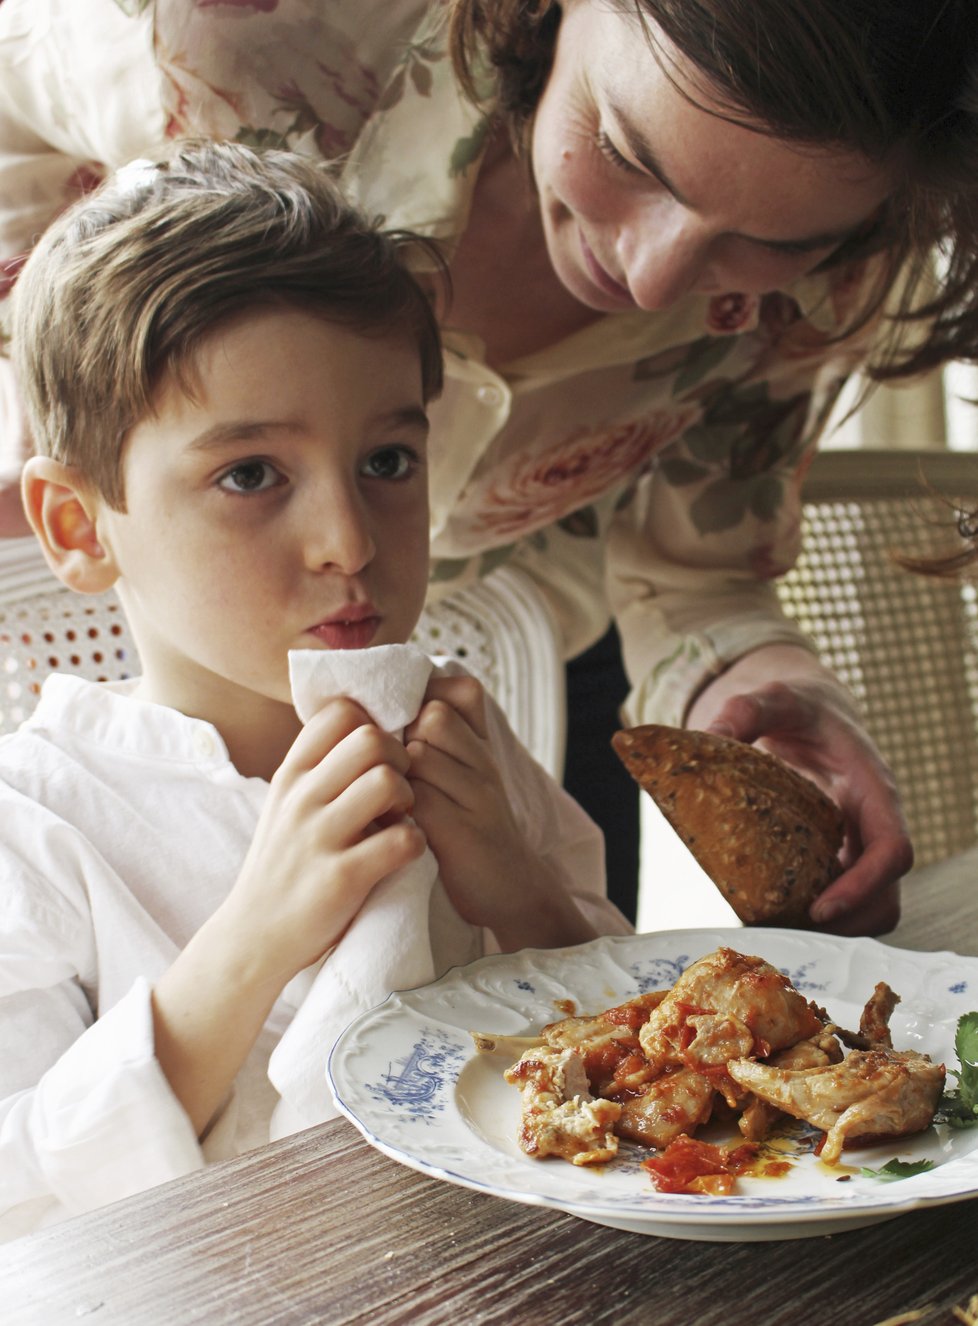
3 848 977 1326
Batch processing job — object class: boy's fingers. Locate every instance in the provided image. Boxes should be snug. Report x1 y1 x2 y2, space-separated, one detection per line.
324 762 417 845
408 675 488 741
282 697 375 774
406 738 481 810
342 818 428 885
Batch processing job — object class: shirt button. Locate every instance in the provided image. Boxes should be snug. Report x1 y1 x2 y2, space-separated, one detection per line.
476 384 503 407
194 731 217 759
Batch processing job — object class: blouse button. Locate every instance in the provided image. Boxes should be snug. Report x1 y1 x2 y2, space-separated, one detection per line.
476 384 503 407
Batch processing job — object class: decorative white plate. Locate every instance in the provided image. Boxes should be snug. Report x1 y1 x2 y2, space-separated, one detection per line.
327 928 978 1241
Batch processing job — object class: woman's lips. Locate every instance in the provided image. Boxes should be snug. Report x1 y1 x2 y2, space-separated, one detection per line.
579 231 634 306
306 606 380 650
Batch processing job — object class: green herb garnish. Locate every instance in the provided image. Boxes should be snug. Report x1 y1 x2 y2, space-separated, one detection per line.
859 1157 936 1181
937 1010 978 1129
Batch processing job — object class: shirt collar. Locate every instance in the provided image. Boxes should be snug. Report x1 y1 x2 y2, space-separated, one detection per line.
27 674 237 771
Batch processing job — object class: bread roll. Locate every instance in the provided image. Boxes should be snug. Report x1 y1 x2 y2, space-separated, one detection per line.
612 724 844 926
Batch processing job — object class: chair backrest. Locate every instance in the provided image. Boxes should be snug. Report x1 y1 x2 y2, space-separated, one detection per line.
0 538 137 734
0 540 566 778
776 449 978 867
412 566 566 779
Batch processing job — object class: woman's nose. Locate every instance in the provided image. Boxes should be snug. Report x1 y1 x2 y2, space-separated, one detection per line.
303 483 375 574
618 204 713 311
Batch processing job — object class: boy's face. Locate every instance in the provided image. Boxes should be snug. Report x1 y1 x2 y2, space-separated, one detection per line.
95 306 431 721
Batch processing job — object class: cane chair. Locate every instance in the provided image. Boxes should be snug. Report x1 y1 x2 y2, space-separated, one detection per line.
0 539 566 778
775 449 978 868
0 537 138 734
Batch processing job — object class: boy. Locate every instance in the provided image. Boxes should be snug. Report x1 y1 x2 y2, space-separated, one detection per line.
0 142 629 1238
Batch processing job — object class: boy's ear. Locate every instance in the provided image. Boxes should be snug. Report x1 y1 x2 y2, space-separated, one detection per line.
21 456 119 594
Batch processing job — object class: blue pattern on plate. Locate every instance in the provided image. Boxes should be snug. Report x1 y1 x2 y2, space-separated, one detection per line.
778 962 827 993
366 1029 467 1121
630 955 688 991
950 981 968 994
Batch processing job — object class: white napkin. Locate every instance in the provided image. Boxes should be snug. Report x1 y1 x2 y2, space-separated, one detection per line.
267 645 481 1138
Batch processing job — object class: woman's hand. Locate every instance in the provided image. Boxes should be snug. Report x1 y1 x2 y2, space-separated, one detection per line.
686 644 912 936
405 674 596 952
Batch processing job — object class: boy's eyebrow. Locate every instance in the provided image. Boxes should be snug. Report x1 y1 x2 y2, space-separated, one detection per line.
185 407 430 453
606 99 862 254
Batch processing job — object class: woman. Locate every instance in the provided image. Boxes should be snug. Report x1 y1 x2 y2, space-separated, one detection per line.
1 0 976 930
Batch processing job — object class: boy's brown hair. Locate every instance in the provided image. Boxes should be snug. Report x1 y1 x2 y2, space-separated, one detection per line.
12 140 445 509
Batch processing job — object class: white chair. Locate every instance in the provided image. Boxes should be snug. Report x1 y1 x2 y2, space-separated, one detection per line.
0 539 567 778
0 537 137 734
411 566 566 778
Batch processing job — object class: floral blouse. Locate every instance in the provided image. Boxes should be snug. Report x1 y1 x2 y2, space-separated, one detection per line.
0 0 898 723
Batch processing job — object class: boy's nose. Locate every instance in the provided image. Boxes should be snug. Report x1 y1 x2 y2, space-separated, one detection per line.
303 485 375 574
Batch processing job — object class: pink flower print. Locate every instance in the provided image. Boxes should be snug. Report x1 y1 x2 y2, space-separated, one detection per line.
471 413 698 541
706 292 759 335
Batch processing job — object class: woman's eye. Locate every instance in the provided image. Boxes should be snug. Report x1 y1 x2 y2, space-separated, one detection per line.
595 130 640 175
361 447 418 481
216 460 282 494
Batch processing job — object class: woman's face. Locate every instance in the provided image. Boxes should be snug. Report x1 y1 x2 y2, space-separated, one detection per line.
530 1 896 313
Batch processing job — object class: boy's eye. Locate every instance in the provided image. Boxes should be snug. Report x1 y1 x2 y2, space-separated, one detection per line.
361 446 419 481
217 460 282 494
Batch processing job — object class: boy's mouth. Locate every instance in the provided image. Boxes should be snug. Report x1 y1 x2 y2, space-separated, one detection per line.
306 604 380 650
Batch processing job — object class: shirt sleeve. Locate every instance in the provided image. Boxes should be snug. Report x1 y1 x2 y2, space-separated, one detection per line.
603 308 887 727
481 687 634 939
0 859 203 1239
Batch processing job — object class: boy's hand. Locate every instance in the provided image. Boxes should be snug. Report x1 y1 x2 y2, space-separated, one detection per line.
215 697 427 992
404 676 595 951
152 696 426 1139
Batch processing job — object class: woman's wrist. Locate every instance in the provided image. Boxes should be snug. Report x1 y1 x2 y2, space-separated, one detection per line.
685 643 859 731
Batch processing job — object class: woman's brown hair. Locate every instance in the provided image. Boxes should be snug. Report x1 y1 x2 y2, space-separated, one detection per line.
450 0 978 383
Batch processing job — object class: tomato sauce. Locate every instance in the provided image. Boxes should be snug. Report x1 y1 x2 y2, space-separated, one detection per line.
643 1134 759 1195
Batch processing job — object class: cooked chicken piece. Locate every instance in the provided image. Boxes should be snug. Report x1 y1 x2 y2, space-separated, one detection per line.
684 1011 755 1066
540 992 666 1096
638 947 824 1072
504 1045 622 1165
736 1030 845 1141
834 981 901 1050
616 1067 716 1148
542 991 666 1048
728 1048 945 1165
859 983 900 1045
476 992 665 1078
